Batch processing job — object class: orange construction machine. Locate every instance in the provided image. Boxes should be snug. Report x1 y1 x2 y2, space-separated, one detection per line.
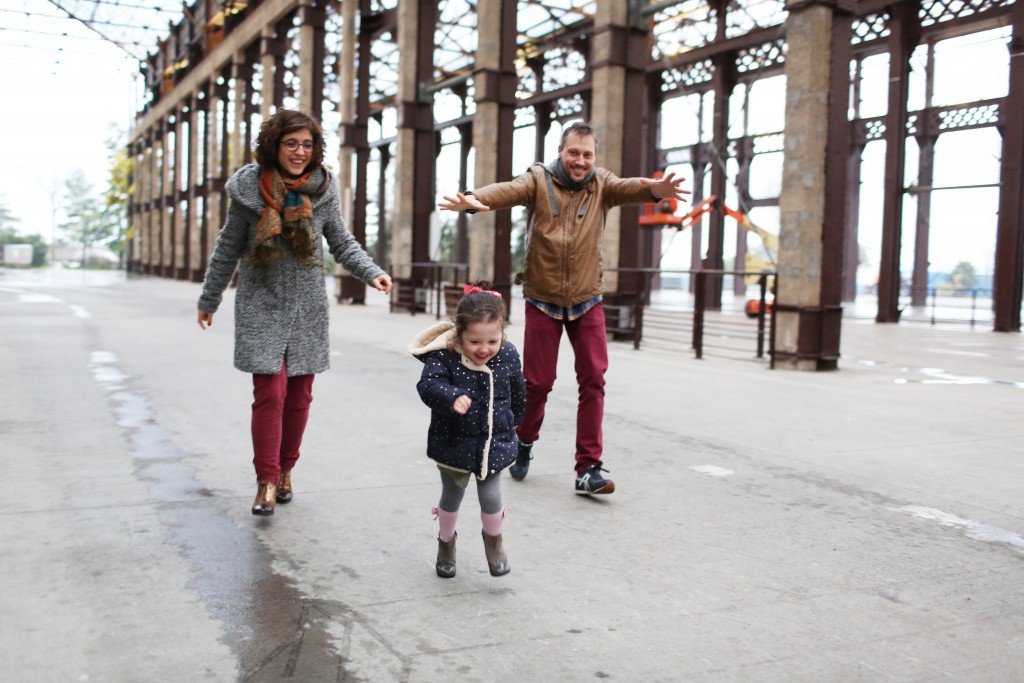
641 193 778 317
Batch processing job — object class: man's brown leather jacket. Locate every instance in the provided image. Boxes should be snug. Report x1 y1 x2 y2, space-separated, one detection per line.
470 164 652 308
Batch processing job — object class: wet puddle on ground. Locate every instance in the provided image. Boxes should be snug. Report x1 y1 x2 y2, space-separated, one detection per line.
88 350 355 680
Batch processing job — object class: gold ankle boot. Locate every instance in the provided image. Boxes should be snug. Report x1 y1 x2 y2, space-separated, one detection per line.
252 482 277 516
276 470 293 504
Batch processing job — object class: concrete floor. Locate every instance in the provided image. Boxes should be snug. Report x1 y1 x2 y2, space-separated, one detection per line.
1 266 1022 682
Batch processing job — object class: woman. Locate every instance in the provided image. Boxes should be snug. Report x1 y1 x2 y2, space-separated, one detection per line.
197 109 391 516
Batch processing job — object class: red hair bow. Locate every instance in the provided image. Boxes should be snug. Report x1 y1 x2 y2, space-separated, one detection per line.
463 284 502 297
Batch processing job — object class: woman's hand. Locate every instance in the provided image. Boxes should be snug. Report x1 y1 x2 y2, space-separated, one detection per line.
198 310 214 330
452 395 472 415
372 274 393 295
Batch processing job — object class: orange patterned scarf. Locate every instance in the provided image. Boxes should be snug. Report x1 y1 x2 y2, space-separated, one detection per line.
253 165 328 255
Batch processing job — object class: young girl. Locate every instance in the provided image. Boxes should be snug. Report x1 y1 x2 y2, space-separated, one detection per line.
408 283 526 578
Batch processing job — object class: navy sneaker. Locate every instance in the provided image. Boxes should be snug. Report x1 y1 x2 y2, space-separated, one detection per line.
575 466 615 495
509 441 533 481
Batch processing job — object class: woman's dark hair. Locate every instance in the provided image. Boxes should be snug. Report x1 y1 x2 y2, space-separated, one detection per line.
252 109 325 171
452 281 507 345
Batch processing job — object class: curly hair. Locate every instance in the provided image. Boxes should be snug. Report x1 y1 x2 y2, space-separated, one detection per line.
252 109 325 171
452 281 507 348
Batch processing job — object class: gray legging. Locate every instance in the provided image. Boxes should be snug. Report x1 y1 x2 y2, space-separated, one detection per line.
438 469 503 515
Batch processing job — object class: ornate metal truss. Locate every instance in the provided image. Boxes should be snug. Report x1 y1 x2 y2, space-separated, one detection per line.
725 0 787 39
650 0 718 60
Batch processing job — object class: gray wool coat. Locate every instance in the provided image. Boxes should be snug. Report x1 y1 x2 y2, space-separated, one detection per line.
197 163 386 376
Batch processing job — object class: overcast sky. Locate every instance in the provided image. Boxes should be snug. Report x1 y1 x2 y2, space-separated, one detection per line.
0 0 147 240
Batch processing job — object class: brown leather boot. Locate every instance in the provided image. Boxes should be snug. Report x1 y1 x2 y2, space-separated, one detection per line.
482 531 510 576
276 470 293 504
252 482 277 516
436 533 457 578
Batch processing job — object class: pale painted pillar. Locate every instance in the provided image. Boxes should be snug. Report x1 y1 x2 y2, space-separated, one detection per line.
775 0 851 369
390 0 430 282
231 50 249 171
173 107 186 276
188 90 203 279
335 0 359 298
161 117 173 275
260 25 278 119
297 0 325 116
588 3 648 307
468 0 517 289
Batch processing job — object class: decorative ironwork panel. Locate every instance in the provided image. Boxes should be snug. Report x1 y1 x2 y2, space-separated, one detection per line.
662 60 714 92
369 35 399 109
726 140 739 158
851 13 890 45
937 103 1000 130
726 0 788 39
920 0 1011 27
542 47 588 93
440 126 462 145
434 0 477 83
517 64 538 100
651 0 718 61
515 105 537 129
907 113 918 136
434 88 466 124
736 40 786 74
518 0 596 41
752 133 784 154
554 94 585 120
855 118 887 143
323 4 344 123
660 146 694 168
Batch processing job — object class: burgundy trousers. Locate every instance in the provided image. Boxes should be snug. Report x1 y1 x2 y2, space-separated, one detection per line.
516 302 608 474
251 360 314 483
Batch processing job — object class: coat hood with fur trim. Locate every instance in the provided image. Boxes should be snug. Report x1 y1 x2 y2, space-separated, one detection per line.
409 322 526 480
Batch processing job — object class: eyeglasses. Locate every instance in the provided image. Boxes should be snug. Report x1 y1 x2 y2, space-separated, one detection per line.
280 139 314 152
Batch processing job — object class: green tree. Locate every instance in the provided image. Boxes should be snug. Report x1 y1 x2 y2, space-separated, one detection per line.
60 169 115 265
950 261 979 294
0 197 18 231
103 126 133 265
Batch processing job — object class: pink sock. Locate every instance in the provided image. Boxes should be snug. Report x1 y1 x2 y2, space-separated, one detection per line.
433 507 459 542
481 508 505 536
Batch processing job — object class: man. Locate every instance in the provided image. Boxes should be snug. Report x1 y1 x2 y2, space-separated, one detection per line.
439 122 687 495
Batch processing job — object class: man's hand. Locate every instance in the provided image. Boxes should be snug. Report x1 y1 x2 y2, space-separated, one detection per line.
198 310 214 330
372 273 393 295
438 192 490 213
640 172 691 202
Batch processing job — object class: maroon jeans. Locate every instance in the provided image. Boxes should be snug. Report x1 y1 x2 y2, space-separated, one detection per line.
251 360 314 483
516 302 608 474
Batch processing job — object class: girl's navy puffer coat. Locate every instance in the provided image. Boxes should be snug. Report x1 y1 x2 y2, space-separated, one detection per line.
409 321 526 480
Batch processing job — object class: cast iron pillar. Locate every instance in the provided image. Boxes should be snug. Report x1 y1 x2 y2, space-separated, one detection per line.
297 0 326 117
589 2 649 313
876 2 915 323
336 0 370 303
993 0 1024 332
390 0 436 297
